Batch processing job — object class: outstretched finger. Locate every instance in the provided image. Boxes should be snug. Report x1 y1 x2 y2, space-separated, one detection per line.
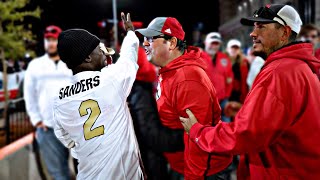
186 109 196 121
121 12 126 21
126 13 131 22
179 117 187 123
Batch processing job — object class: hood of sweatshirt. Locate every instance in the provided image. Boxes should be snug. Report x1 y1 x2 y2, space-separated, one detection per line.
159 46 207 74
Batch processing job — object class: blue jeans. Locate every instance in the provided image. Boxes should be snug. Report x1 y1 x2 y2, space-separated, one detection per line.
36 127 71 180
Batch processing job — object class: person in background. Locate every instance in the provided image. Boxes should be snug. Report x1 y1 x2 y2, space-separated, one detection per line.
192 22 205 48
24 25 73 180
180 4 320 179
226 39 249 103
201 32 233 123
246 47 265 90
298 24 320 59
136 16 232 179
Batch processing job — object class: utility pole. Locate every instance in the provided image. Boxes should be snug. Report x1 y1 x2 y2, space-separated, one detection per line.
112 0 118 51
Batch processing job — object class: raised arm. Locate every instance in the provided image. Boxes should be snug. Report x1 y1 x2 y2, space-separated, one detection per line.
101 12 140 98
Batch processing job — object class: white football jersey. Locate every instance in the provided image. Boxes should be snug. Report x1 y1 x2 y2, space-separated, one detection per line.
53 31 143 180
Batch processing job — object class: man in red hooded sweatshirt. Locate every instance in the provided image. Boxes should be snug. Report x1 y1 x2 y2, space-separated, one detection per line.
180 4 320 180
136 17 232 179
201 32 234 124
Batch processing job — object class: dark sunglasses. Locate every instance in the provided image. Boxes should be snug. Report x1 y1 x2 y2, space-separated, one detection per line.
253 7 287 26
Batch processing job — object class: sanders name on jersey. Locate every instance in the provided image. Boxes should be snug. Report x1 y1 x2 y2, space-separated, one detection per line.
59 76 100 99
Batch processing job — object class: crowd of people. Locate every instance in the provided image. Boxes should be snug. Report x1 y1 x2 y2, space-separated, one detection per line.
20 3 320 180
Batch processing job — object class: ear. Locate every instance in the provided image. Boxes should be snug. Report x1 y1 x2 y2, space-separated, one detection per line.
281 26 292 41
84 55 92 63
169 37 178 50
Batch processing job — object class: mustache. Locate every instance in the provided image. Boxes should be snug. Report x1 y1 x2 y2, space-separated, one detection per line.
253 39 261 43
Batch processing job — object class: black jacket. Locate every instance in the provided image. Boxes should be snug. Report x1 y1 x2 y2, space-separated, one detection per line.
127 80 184 180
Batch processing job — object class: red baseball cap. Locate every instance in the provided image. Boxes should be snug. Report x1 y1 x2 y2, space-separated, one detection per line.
135 17 185 41
44 25 62 39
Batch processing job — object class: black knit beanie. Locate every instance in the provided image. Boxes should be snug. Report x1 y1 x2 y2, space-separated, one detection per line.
58 29 100 69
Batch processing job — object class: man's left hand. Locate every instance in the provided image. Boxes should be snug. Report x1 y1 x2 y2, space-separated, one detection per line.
179 109 198 134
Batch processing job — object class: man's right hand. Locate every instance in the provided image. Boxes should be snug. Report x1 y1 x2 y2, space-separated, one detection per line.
180 109 198 134
121 12 134 32
35 121 48 131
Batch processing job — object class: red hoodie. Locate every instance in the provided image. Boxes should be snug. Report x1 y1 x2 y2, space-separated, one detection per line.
201 51 234 101
157 46 232 179
189 43 320 179
315 48 320 60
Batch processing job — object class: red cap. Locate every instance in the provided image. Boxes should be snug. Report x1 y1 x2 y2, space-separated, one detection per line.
135 17 185 41
44 25 62 39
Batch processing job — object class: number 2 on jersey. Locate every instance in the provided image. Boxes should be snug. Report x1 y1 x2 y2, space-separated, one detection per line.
79 99 104 140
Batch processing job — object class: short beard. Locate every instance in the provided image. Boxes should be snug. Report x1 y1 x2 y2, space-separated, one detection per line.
252 50 267 60
206 50 217 56
205 46 217 56
48 51 59 58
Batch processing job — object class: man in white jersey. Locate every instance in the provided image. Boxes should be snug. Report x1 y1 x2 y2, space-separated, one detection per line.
53 12 144 180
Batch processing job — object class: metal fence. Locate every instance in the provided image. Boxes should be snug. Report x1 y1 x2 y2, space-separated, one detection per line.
0 98 34 146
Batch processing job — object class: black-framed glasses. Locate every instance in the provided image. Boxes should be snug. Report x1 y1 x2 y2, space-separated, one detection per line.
144 35 172 43
253 7 287 26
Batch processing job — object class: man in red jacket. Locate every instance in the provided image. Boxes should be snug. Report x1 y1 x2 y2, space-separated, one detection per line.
136 17 232 179
201 32 234 123
180 4 320 179
297 24 320 60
